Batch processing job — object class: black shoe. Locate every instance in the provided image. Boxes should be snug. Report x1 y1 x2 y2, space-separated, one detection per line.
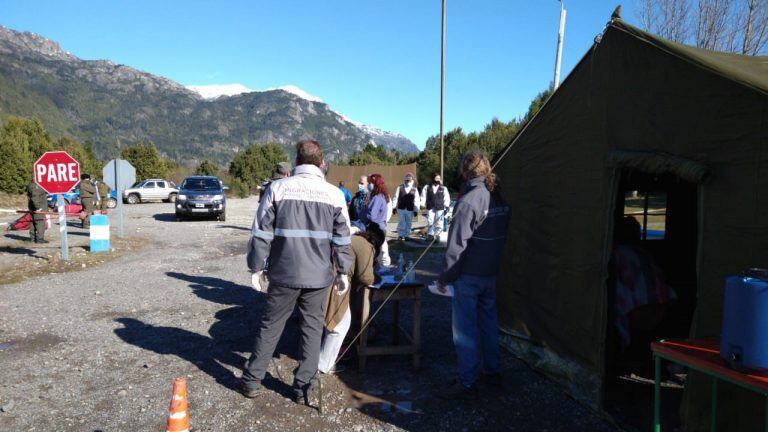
292 383 315 406
439 380 479 400
34 239 50 244
236 380 265 398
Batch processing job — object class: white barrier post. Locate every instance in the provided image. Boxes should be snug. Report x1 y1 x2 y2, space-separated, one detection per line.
57 194 68 261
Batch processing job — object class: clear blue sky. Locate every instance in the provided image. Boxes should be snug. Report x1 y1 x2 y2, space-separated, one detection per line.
1 0 635 149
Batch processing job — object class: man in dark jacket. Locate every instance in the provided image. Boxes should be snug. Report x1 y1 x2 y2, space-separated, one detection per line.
26 181 48 243
437 152 510 400
258 162 290 203
79 173 97 229
240 140 352 404
96 179 112 212
349 175 369 223
393 172 420 240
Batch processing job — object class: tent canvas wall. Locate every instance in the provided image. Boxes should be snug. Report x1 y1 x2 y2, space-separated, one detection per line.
493 18 768 431
325 163 418 193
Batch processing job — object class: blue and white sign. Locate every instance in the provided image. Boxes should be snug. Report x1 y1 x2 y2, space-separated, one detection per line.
89 214 110 253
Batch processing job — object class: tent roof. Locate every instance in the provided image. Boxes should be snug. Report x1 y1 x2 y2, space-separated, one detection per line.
611 19 768 96
494 19 768 167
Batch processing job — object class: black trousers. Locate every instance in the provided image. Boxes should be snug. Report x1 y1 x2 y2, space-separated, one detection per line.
29 210 46 241
242 284 329 389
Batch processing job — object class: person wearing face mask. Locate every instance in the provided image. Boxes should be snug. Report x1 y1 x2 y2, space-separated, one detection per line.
393 173 420 241
349 175 370 222
361 174 392 267
338 181 353 204
421 173 451 241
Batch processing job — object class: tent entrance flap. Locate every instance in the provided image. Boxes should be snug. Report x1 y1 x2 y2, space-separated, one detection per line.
604 169 699 429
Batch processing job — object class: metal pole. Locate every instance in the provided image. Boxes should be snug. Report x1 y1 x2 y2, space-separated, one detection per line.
711 378 718 432
439 0 446 179
115 160 124 238
57 194 68 261
553 1 566 90
654 354 661 432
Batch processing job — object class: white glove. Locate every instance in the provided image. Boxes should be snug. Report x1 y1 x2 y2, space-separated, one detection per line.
335 274 350 296
251 271 268 292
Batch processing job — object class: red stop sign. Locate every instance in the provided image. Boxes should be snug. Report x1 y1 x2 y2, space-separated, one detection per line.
33 151 81 194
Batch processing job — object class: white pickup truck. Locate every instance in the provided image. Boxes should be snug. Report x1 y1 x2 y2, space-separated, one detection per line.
123 179 179 204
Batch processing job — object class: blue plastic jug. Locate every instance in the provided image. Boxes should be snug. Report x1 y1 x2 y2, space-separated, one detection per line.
720 269 768 372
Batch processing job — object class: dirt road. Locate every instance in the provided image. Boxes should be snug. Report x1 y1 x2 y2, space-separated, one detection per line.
0 198 618 431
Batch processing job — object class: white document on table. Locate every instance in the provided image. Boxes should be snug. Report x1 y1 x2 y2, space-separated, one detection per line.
428 282 454 297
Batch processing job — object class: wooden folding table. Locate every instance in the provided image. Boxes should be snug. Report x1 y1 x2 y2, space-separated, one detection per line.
357 282 422 371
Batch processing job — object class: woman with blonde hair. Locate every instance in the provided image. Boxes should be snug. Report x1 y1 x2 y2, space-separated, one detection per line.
437 151 511 400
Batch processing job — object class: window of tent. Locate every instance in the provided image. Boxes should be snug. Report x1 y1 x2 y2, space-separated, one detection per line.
623 190 667 240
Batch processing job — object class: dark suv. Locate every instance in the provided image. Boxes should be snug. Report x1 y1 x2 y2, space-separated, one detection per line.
175 176 227 221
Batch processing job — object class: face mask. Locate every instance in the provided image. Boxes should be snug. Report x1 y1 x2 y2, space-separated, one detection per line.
405 179 413 186
367 183 374 192
358 184 366 192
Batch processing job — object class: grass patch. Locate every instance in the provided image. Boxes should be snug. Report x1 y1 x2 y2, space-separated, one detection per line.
0 192 27 210
0 235 149 286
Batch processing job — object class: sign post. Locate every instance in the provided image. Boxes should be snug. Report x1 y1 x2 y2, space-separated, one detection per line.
103 159 136 238
56 194 69 261
33 151 81 261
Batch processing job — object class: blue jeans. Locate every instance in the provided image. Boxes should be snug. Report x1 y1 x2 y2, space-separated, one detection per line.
451 274 500 387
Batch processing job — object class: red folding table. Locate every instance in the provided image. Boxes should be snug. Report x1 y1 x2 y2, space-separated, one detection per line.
651 339 768 432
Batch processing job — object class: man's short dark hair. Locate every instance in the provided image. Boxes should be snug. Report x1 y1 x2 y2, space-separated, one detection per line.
81 173 91 180
295 140 323 167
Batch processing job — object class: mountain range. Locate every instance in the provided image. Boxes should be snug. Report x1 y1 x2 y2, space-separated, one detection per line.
0 25 418 166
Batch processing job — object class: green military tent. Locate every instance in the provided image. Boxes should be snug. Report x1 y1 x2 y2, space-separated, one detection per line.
493 17 768 431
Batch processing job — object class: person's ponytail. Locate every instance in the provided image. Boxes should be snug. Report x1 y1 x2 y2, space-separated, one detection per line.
484 172 498 192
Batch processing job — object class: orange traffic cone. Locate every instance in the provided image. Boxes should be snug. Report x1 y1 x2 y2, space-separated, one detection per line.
166 377 190 432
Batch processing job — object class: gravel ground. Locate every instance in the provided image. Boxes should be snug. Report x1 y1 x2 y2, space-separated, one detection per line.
0 197 620 431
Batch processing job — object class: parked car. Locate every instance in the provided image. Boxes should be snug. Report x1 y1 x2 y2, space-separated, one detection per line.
47 188 118 209
175 176 227 221
123 179 178 204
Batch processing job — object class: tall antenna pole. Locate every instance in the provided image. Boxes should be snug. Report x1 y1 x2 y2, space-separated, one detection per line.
553 0 566 90
439 0 446 179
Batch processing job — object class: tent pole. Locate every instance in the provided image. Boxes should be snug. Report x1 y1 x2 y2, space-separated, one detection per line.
439 0 446 180
554 1 566 90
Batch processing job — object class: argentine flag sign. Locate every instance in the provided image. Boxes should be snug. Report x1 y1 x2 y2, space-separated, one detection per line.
89 215 110 253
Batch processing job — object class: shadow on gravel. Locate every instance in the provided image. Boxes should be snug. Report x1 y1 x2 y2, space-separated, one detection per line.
0 245 38 257
151 213 177 222
4 233 32 242
164 272 304 360
217 225 251 231
114 271 306 397
113 317 242 390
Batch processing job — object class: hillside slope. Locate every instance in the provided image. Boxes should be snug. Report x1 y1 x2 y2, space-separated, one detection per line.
0 26 417 165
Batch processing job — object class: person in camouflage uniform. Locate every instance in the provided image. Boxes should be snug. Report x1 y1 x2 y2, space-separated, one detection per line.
96 179 112 212
79 173 97 229
26 181 48 243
